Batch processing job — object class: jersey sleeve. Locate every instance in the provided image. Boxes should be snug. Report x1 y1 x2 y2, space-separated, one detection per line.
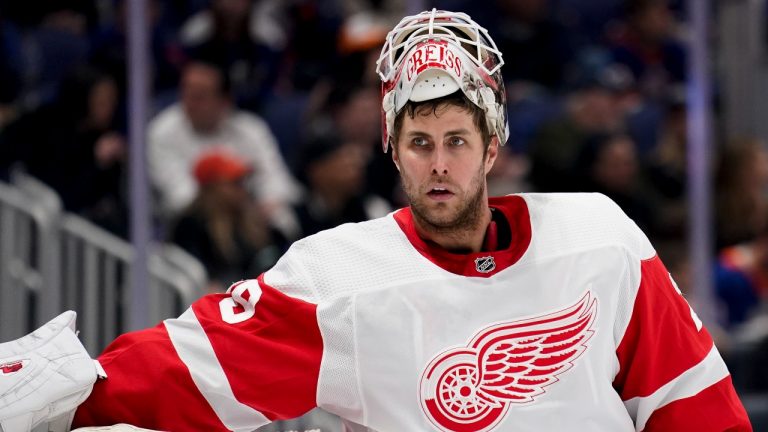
72 276 323 432
613 254 752 431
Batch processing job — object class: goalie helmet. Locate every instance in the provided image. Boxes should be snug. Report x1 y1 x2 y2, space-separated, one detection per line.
376 9 508 152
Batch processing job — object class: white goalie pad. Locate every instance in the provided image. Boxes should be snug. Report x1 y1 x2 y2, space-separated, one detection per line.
0 311 102 432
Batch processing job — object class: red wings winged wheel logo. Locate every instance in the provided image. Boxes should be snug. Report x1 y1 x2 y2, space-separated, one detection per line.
420 292 598 432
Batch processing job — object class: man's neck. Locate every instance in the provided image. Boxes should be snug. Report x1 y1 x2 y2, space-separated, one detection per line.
412 207 493 254
192 123 221 136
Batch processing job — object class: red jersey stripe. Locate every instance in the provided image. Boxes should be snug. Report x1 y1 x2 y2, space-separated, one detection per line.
614 255 715 399
72 326 230 431
624 345 731 429
165 308 271 430
613 257 751 430
192 277 322 421
642 376 752 431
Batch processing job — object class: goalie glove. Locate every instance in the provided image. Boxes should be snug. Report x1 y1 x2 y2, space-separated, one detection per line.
0 311 104 432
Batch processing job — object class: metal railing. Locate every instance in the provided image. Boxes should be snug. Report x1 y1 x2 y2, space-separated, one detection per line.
2 175 343 429
0 180 61 342
0 176 207 354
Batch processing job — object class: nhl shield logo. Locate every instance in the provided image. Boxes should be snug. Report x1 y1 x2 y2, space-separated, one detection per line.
474 256 496 273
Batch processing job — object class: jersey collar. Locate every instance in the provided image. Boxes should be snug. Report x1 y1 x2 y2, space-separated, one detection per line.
393 195 532 277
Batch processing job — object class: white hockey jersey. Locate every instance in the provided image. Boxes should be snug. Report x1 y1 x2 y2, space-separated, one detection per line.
73 194 751 432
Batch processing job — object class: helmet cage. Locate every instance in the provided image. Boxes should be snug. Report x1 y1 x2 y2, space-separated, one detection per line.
376 9 508 152
377 9 503 84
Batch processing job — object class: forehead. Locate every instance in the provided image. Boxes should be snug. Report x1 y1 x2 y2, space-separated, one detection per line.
400 103 480 135
183 66 221 90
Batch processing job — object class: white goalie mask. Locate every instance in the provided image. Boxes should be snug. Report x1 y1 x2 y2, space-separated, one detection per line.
376 9 508 152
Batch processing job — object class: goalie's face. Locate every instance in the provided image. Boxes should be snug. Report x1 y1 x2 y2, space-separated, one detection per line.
392 103 498 233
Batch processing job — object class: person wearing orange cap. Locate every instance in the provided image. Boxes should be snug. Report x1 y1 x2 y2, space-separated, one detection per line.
147 61 302 238
169 150 286 292
192 150 254 187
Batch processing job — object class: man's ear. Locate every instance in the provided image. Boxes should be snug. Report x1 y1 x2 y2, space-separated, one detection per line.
484 136 500 174
391 144 401 172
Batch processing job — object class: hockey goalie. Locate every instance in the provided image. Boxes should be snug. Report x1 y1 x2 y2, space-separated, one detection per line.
0 8 752 432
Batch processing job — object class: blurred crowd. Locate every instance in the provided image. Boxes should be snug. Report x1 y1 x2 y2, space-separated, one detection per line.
0 0 766 392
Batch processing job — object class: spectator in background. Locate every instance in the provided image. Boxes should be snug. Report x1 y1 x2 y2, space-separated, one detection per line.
716 248 763 330
607 0 686 100
171 150 287 292
333 11 389 89
715 139 768 251
1 2 95 110
527 65 631 192
0 64 127 235
88 0 186 107
642 89 688 237
283 7 403 209
292 129 390 238
179 0 285 111
486 145 532 197
147 61 302 236
276 0 345 93
308 79 400 206
575 132 655 232
326 82 380 151
0 13 22 128
492 0 577 93
340 0 407 25
714 140 768 331
258 9 385 167
0 1 99 30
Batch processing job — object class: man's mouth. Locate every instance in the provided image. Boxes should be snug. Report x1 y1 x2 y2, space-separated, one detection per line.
427 187 455 201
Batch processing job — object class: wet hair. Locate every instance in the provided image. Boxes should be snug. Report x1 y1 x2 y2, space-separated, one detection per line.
390 91 491 150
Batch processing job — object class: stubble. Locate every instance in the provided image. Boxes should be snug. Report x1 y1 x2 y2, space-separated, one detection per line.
405 164 488 238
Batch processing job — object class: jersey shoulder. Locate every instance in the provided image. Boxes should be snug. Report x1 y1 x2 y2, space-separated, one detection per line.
263 214 430 302
516 192 656 261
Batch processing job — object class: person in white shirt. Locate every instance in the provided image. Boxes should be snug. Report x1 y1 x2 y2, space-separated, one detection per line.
148 61 302 226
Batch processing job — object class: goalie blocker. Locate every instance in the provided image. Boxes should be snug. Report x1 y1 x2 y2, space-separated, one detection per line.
0 312 104 432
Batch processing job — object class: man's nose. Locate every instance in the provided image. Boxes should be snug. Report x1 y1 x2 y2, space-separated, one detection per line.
431 146 449 175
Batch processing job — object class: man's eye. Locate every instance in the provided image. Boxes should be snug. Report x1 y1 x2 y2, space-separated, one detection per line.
449 137 465 146
413 136 428 146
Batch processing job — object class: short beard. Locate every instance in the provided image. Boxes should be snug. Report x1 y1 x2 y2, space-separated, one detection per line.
406 165 488 239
